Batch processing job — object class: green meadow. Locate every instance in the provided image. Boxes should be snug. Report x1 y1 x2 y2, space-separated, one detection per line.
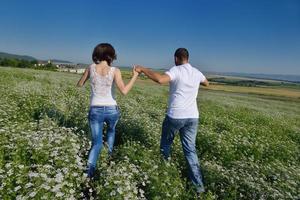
0 66 299 199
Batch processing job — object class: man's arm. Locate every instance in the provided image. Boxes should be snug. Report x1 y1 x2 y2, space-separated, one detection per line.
135 65 170 84
200 78 209 87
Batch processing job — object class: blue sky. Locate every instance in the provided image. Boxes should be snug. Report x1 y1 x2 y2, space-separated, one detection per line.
0 0 299 74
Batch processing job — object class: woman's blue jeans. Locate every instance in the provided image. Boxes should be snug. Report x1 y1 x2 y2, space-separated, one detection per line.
87 106 120 177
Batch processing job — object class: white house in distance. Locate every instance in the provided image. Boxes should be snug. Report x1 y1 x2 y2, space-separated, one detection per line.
34 59 87 73
55 62 87 74
63 68 86 74
35 60 51 67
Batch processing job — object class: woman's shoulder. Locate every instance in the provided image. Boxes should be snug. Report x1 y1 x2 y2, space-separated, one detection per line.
110 66 118 70
89 63 96 69
111 66 120 73
86 63 95 71
111 67 121 79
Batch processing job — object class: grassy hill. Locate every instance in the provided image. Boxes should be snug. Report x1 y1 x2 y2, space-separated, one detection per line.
0 67 299 199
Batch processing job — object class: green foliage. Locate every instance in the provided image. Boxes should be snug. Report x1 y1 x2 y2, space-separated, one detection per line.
0 58 57 71
0 67 299 199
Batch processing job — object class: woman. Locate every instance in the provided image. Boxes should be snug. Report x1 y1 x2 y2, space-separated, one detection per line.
77 43 139 178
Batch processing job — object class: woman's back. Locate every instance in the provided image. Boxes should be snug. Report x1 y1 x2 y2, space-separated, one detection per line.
89 63 117 106
76 43 139 178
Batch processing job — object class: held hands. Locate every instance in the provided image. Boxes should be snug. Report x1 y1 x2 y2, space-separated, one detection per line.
132 65 139 77
134 65 143 73
132 65 144 77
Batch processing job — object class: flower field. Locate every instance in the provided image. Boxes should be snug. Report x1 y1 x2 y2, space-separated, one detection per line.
0 66 299 199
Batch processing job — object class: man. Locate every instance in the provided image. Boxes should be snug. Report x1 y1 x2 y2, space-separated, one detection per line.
135 48 209 195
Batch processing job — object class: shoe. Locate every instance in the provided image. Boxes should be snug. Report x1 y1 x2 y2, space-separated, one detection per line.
196 191 204 199
87 166 96 178
196 187 205 199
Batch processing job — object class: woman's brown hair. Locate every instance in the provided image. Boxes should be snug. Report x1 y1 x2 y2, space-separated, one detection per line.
92 43 117 65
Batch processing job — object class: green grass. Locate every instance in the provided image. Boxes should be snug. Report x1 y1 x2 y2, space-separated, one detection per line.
0 67 299 199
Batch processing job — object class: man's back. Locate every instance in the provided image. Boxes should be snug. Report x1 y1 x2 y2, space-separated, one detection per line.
133 47 207 194
165 63 206 119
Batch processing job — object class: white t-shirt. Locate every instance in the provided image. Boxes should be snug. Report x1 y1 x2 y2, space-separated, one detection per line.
165 63 206 119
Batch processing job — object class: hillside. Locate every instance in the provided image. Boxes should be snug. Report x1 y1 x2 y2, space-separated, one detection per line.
0 52 37 61
0 52 72 64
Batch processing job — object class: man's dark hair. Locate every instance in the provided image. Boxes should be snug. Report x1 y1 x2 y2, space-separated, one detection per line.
92 43 117 65
174 48 189 61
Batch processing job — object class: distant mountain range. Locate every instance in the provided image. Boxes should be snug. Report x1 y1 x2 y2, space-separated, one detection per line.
0 52 36 61
0 51 72 64
209 72 300 83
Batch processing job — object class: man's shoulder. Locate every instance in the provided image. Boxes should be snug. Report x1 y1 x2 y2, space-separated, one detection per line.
167 65 178 70
168 64 189 72
165 65 179 75
166 64 203 75
188 64 202 74
188 64 206 81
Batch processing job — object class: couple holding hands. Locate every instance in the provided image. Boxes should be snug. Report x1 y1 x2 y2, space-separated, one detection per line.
77 43 209 195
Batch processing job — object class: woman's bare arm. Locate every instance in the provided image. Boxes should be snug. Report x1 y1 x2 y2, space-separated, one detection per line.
77 68 90 87
114 67 139 95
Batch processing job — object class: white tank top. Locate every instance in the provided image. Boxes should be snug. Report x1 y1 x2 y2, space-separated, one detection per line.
89 64 117 106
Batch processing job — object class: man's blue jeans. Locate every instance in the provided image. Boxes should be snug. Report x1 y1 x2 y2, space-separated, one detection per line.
160 115 205 193
87 106 120 177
